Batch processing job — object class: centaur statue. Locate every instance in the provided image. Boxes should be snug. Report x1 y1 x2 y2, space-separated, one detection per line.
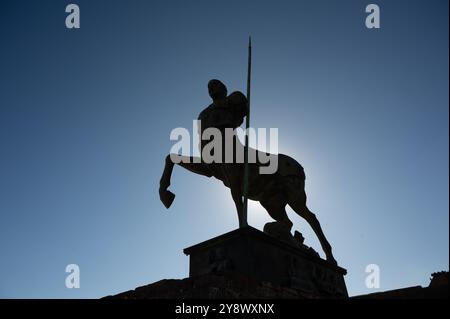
159 79 337 264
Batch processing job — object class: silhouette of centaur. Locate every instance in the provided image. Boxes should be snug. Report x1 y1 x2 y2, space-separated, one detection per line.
159 79 336 263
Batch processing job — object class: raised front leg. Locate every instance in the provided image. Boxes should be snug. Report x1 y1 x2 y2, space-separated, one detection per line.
159 155 176 208
159 153 213 209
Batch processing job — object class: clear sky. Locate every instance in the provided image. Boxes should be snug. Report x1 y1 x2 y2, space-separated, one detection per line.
0 0 448 298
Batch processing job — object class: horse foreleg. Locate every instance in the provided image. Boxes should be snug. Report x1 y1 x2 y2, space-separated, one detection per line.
176 156 213 177
159 154 213 208
159 155 176 208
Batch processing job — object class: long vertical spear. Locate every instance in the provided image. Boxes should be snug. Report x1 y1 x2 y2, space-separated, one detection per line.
242 36 251 227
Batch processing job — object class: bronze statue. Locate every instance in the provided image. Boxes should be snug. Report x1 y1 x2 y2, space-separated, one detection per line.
159 80 336 264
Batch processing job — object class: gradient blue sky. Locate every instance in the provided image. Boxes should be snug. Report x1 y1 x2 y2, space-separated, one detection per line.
0 0 448 298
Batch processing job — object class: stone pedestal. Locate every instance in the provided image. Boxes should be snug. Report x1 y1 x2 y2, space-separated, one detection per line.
184 226 348 298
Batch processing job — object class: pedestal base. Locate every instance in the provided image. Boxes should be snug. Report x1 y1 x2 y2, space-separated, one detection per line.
184 226 348 298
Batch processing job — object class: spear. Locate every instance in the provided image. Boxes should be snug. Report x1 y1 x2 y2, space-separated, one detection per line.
242 36 251 227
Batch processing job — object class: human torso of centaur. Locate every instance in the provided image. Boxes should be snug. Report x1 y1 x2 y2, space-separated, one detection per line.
197 91 248 185
196 91 303 198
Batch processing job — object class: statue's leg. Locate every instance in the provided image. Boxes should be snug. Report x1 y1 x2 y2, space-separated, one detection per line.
159 155 176 208
260 200 292 231
289 191 336 264
230 185 246 228
223 164 247 228
176 156 213 177
159 154 213 208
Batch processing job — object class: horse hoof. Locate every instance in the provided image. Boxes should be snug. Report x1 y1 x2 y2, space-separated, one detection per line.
160 190 175 208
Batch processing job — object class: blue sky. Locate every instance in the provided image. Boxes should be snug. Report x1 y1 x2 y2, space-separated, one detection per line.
0 0 448 298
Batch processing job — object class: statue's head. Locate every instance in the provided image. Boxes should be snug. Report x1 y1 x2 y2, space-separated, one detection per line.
208 79 227 100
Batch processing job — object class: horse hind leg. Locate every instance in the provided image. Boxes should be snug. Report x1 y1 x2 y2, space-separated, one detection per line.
260 200 294 242
288 188 336 264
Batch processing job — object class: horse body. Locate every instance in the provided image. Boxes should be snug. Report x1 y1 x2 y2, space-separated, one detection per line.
159 149 336 264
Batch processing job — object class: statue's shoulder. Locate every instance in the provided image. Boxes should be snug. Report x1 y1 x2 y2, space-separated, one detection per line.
228 91 247 105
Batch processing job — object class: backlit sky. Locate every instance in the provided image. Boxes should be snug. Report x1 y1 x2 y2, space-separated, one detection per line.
0 0 448 298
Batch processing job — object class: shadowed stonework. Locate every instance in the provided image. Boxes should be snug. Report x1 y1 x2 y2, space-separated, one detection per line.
184 227 348 298
108 227 350 299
